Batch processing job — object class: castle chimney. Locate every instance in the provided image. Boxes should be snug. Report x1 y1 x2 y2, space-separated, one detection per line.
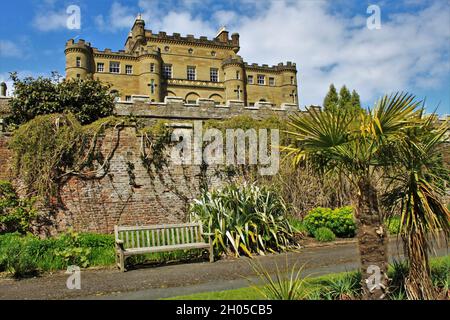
215 26 229 43
0 82 6 97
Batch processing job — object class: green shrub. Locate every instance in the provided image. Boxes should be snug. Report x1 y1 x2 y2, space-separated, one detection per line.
303 206 356 238
386 216 401 235
0 180 38 234
313 227 336 242
190 183 295 257
0 233 39 277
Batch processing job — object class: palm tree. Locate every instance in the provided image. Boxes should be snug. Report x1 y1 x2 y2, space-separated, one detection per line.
285 93 420 299
382 115 450 299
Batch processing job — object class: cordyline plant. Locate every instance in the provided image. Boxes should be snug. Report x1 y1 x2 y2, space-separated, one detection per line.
284 92 449 299
190 183 295 257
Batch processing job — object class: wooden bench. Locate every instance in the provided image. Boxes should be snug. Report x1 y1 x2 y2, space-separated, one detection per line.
114 222 214 272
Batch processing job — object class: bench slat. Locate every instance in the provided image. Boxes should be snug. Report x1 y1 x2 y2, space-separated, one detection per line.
146 230 150 247
117 223 201 231
136 230 140 248
122 243 210 256
176 228 180 245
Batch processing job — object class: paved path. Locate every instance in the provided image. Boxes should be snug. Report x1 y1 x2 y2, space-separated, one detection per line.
0 236 448 300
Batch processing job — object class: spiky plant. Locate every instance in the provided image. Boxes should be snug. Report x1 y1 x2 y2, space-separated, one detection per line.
382 115 450 299
285 93 421 299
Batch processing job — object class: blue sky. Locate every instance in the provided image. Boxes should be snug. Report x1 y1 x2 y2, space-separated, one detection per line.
0 0 449 114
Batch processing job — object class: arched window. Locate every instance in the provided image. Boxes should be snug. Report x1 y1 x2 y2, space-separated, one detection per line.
185 92 200 104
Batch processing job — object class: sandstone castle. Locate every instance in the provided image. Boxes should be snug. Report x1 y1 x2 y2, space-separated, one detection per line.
65 15 299 107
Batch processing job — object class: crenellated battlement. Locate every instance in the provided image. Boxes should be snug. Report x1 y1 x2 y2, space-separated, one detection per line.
114 97 300 122
244 61 297 73
138 30 236 49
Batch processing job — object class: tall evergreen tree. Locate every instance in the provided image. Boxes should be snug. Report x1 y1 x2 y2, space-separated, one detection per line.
350 90 361 109
339 85 352 108
323 84 339 112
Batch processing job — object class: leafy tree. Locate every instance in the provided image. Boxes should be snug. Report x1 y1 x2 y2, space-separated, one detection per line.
323 84 339 112
285 93 423 299
7 72 115 125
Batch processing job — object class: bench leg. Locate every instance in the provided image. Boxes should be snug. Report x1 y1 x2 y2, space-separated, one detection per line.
118 251 126 272
209 238 214 263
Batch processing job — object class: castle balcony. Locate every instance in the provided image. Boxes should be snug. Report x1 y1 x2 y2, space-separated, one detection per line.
166 78 225 89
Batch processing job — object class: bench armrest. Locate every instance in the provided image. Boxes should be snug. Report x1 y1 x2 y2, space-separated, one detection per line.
116 239 124 244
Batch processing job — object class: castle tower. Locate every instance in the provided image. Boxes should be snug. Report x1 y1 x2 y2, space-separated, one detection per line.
132 14 146 45
138 48 162 102
65 39 94 80
280 62 298 105
222 56 246 103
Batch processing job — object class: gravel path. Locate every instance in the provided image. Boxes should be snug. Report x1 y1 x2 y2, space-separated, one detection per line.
0 236 448 300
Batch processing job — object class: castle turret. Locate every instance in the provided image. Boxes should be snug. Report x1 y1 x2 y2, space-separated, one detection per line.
279 62 298 105
65 39 94 80
0 82 6 97
138 48 162 102
132 14 146 45
231 33 240 54
222 56 246 103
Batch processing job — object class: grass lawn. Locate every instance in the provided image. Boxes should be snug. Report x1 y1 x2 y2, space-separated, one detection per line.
167 255 450 300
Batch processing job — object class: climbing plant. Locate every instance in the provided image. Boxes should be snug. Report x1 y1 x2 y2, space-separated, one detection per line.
8 113 125 204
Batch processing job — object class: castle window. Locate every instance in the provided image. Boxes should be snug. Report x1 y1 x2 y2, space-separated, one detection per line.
257 75 265 85
247 75 253 84
150 63 155 73
210 68 218 82
211 51 216 57
188 48 193 55
163 64 172 79
125 65 133 75
236 71 240 80
97 63 104 72
164 46 170 52
110 62 120 74
125 96 132 102
187 66 196 81
269 77 275 86
291 76 295 85
76 57 81 68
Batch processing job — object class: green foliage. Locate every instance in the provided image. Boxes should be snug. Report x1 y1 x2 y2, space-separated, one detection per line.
385 216 401 235
323 84 339 111
7 72 115 125
313 227 336 242
316 271 361 300
54 229 91 268
249 259 311 300
0 181 38 234
303 206 356 238
140 120 174 170
190 183 295 257
8 113 125 203
322 83 362 115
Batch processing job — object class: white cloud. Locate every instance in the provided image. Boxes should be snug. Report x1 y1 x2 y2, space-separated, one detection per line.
33 10 68 32
95 2 136 31
234 0 450 107
0 40 24 58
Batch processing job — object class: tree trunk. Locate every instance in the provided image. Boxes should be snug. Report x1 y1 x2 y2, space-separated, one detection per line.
403 231 436 299
355 178 389 300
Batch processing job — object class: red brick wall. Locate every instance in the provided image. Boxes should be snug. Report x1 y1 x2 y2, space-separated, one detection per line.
45 126 219 234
